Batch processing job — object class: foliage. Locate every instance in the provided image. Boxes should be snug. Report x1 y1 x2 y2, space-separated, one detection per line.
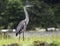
33 41 58 46
0 0 60 30
0 0 23 29
26 0 58 30
0 35 60 46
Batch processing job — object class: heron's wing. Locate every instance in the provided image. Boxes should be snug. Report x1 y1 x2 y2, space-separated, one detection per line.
16 19 27 36
16 23 24 32
16 20 25 31
16 23 24 36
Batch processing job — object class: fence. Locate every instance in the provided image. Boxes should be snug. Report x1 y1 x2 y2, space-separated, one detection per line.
0 29 60 39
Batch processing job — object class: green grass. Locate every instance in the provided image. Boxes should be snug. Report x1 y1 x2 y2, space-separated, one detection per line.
0 35 60 46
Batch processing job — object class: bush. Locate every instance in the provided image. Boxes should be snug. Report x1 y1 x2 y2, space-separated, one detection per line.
33 41 58 46
7 43 19 46
33 41 46 46
50 43 58 46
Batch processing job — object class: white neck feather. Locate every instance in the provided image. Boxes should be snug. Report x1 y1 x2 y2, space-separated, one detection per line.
24 7 29 24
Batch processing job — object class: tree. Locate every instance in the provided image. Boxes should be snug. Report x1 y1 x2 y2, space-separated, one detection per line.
0 0 23 29
0 0 60 31
0 0 8 29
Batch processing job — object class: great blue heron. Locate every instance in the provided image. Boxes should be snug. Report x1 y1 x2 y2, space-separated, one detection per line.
16 5 33 40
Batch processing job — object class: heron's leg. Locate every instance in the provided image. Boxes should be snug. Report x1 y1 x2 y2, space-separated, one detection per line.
19 34 20 40
22 25 27 41
23 31 24 41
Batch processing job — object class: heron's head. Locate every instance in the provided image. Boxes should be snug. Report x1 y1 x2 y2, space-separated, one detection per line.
24 5 33 8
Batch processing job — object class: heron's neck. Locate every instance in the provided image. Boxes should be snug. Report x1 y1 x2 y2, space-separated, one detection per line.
24 7 29 23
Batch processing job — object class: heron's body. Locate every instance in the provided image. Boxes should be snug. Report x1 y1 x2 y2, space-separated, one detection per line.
16 6 29 36
16 19 26 36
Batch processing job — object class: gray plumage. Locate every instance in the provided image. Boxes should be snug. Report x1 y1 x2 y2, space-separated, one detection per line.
16 5 32 36
16 19 27 36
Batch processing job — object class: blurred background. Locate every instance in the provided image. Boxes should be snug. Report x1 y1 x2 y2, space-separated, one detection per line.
0 0 60 31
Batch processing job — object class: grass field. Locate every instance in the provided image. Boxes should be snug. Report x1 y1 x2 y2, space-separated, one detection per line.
0 35 60 46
